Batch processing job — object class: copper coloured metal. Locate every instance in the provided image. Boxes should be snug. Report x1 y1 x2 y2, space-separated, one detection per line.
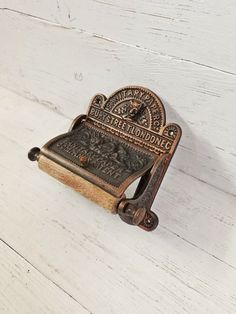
28 86 181 231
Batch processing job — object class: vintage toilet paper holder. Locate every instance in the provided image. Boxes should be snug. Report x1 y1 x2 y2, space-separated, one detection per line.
28 86 181 231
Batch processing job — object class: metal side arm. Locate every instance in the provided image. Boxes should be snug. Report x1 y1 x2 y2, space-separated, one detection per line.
118 154 170 231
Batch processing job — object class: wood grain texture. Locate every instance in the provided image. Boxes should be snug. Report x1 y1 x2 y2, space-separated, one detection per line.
38 154 119 213
0 10 235 197
0 88 235 313
1 0 236 73
0 241 89 313
0 1 236 312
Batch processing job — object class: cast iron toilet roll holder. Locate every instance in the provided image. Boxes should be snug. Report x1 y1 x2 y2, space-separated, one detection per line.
28 86 181 231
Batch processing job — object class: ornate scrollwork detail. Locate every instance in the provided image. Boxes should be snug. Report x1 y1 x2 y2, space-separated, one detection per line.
50 124 154 187
102 86 165 132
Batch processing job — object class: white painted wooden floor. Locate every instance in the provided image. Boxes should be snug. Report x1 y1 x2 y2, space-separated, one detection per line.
0 1 236 313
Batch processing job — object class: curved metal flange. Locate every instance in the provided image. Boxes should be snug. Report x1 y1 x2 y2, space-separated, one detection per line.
69 114 87 131
118 202 159 232
117 154 169 231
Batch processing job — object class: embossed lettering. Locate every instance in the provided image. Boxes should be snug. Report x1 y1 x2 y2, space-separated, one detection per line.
89 106 172 152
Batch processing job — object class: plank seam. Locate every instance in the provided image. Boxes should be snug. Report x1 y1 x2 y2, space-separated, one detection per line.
1 7 236 76
0 238 93 314
171 165 236 198
160 226 236 271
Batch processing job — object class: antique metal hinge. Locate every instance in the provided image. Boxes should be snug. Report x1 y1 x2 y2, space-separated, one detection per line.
28 86 181 231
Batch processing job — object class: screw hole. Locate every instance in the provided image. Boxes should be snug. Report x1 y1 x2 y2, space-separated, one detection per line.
95 97 101 105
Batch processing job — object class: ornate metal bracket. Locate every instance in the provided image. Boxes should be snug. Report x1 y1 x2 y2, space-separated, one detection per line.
28 86 181 231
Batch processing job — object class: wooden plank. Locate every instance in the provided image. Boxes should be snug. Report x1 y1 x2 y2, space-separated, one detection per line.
1 1 236 73
0 11 235 196
0 87 235 313
0 79 235 267
0 240 90 313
